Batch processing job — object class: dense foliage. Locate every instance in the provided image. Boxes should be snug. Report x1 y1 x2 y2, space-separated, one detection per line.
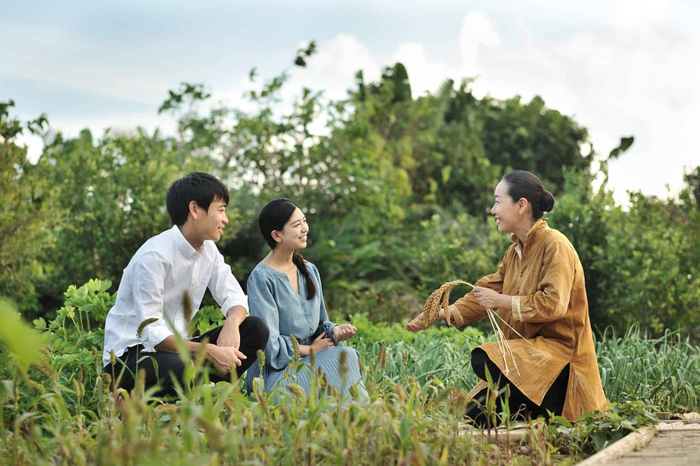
2 47 699 338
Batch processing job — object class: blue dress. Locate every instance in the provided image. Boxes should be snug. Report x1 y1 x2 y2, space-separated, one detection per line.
245 261 367 400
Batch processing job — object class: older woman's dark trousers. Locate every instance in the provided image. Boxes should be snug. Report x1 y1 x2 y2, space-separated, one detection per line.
465 348 569 426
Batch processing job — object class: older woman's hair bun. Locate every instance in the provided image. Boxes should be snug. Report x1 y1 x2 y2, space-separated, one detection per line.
502 170 555 219
540 190 555 213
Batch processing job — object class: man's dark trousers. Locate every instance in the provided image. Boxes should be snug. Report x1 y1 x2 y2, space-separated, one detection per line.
104 316 269 397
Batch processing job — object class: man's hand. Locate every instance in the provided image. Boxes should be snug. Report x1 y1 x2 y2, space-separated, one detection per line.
217 320 241 349
473 286 510 309
218 305 247 349
208 345 246 374
332 324 357 342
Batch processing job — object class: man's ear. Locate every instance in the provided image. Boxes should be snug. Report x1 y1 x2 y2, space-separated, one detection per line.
188 201 201 219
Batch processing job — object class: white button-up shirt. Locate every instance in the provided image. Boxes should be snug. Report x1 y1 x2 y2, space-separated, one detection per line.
102 225 248 367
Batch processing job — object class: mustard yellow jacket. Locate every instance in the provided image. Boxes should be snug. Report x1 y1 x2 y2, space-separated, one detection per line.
450 220 607 421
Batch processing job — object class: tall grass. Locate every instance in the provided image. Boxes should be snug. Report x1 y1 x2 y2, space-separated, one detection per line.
350 315 700 414
596 325 699 413
0 337 494 465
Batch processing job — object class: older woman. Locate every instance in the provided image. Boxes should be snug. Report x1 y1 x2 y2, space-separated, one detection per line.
407 170 607 423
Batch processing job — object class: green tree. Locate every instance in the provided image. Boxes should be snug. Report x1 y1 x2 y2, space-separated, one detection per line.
549 162 700 337
158 58 414 284
36 128 217 306
479 94 593 194
0 101 53 315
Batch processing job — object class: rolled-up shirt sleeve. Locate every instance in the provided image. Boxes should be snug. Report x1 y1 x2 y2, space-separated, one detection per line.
247 272 293 370
132 252 172 351
513 241 575 323
208 248 249 318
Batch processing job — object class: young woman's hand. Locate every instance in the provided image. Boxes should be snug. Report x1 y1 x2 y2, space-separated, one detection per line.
332 324 357 342
311 333 335 353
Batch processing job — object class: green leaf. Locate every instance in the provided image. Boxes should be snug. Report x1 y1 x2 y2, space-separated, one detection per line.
33 317 47 330
441 166 452 184
0 298 47 367
551 415 572 428
0 380 14 400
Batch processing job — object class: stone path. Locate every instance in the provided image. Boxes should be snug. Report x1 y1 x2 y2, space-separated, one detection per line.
457 416 700 465
612 422 700 466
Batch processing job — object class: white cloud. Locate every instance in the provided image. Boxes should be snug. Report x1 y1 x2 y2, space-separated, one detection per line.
390 42 455 96
458 12 502 76
287 34 382 101
608 0 671 31
286 3 699 203
18 114 177 163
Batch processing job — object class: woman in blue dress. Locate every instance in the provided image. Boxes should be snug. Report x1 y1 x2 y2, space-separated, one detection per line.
245 198 367 401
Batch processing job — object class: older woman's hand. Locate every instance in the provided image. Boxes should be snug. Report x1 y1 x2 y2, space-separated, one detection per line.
404 316 426 333
404 308 446 332
473 286 510 309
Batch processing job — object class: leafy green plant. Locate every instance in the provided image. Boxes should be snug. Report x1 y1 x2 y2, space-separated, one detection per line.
549 401 658 455
596 325 699 413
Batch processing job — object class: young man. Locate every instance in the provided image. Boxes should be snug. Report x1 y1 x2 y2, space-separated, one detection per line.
102 172 269 396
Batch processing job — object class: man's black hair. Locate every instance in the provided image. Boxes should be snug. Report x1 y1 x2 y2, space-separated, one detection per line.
166 172 230 226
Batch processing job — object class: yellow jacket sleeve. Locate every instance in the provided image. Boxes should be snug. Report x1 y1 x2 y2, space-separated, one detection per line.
449 257 507 327
512 240 576 324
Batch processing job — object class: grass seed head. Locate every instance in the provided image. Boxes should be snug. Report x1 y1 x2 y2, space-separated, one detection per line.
339 349 348 383
31 358 57 382
257 349 266 373
136 318 159 340
290 334 301 363
287 383 305 399
378 344 387 371
194 337 209 368
182 291 194 337
101 372 112 391
134 368 146 399
309 347 316 368
72 378 83 399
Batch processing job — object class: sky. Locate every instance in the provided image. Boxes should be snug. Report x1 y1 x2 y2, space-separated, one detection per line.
2 0 699 204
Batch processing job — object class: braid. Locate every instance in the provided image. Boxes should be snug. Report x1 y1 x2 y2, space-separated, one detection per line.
293 251 316 299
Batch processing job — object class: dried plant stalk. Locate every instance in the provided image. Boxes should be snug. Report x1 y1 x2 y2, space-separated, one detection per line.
409 280 534 377
408 280 475 328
